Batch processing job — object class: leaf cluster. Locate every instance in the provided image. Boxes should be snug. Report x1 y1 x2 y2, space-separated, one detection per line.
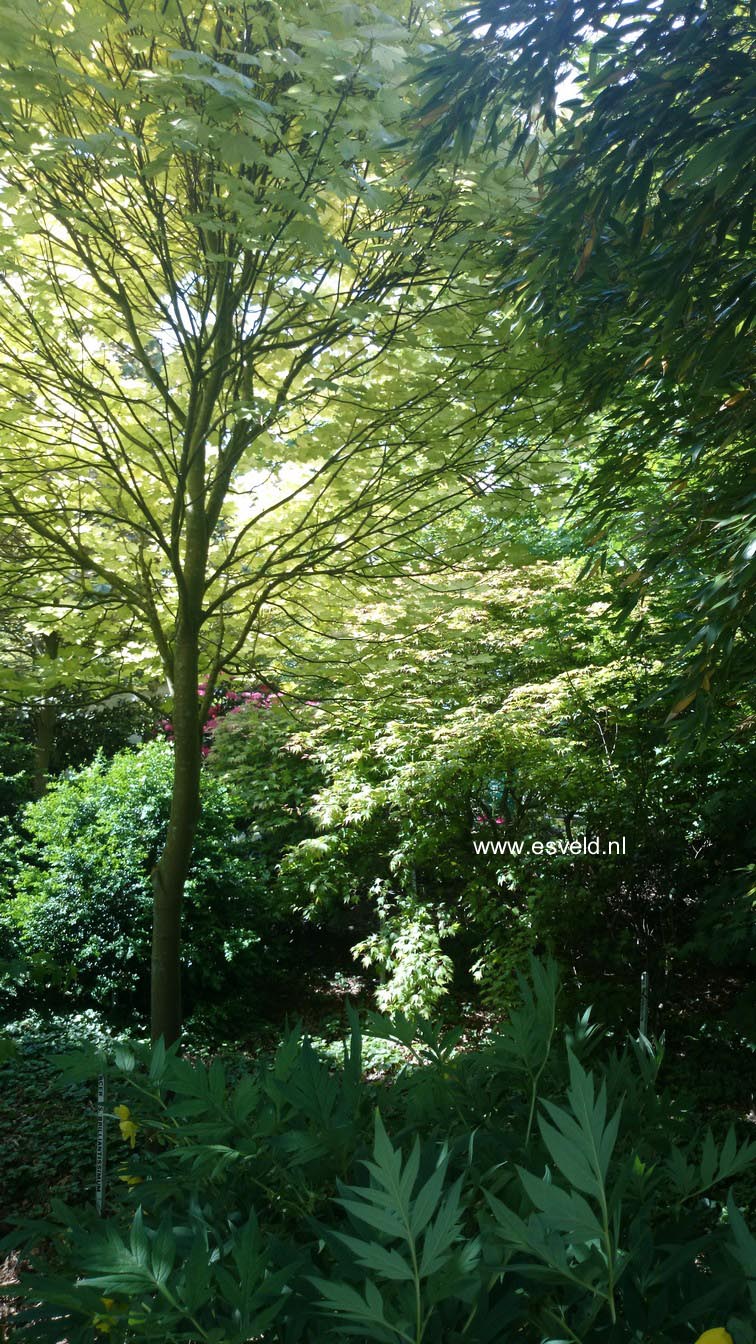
5 961 756 1342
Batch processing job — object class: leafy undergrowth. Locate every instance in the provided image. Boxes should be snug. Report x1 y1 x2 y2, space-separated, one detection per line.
1 972 755 1234
0 1011 111 1232
0 1253 19 1344
0 981 405 1238
1 960 756 1343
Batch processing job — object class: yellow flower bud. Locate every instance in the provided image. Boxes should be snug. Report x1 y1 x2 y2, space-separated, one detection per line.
94 1295 127 1331
113 1104 139 1147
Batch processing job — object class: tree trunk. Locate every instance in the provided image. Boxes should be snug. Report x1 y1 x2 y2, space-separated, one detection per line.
33 698 56 798
150 630 202 1045
32 633 60 797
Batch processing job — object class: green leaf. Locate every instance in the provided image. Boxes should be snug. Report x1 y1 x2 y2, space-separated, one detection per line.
538 1116 599 1197
150 1223 176 1285
409 1160 447 1238
419 1176 464 1277
336 1196 406 1239
518 1168 603 1244
331 1231 414 1281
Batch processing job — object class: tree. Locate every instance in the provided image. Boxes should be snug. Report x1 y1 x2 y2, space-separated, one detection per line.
273 551 756 1016
0 0 531 1041
415 0 756 712
0 539 158 795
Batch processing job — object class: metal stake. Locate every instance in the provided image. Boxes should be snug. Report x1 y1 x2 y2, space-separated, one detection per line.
639 970 649 1038
95 1074 107 1216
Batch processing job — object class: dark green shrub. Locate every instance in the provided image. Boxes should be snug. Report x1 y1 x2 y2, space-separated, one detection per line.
0 722 35 819
206 695 322 877
282 650 756 1022
0 1010 111 1220
6 962 756 1343
4 741 283 1013
1 694 155 788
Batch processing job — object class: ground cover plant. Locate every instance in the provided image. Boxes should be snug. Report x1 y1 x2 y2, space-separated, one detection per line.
4 962 756 1343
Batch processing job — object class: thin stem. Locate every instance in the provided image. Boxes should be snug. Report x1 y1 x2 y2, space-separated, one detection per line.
156 1281 211 1342
544 1307 587 1344
525 989 557 1147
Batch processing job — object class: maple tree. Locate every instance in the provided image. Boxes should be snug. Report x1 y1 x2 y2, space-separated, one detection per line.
0 0 537 1041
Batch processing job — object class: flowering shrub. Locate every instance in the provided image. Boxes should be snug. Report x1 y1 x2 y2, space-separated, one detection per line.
158 680 281 757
